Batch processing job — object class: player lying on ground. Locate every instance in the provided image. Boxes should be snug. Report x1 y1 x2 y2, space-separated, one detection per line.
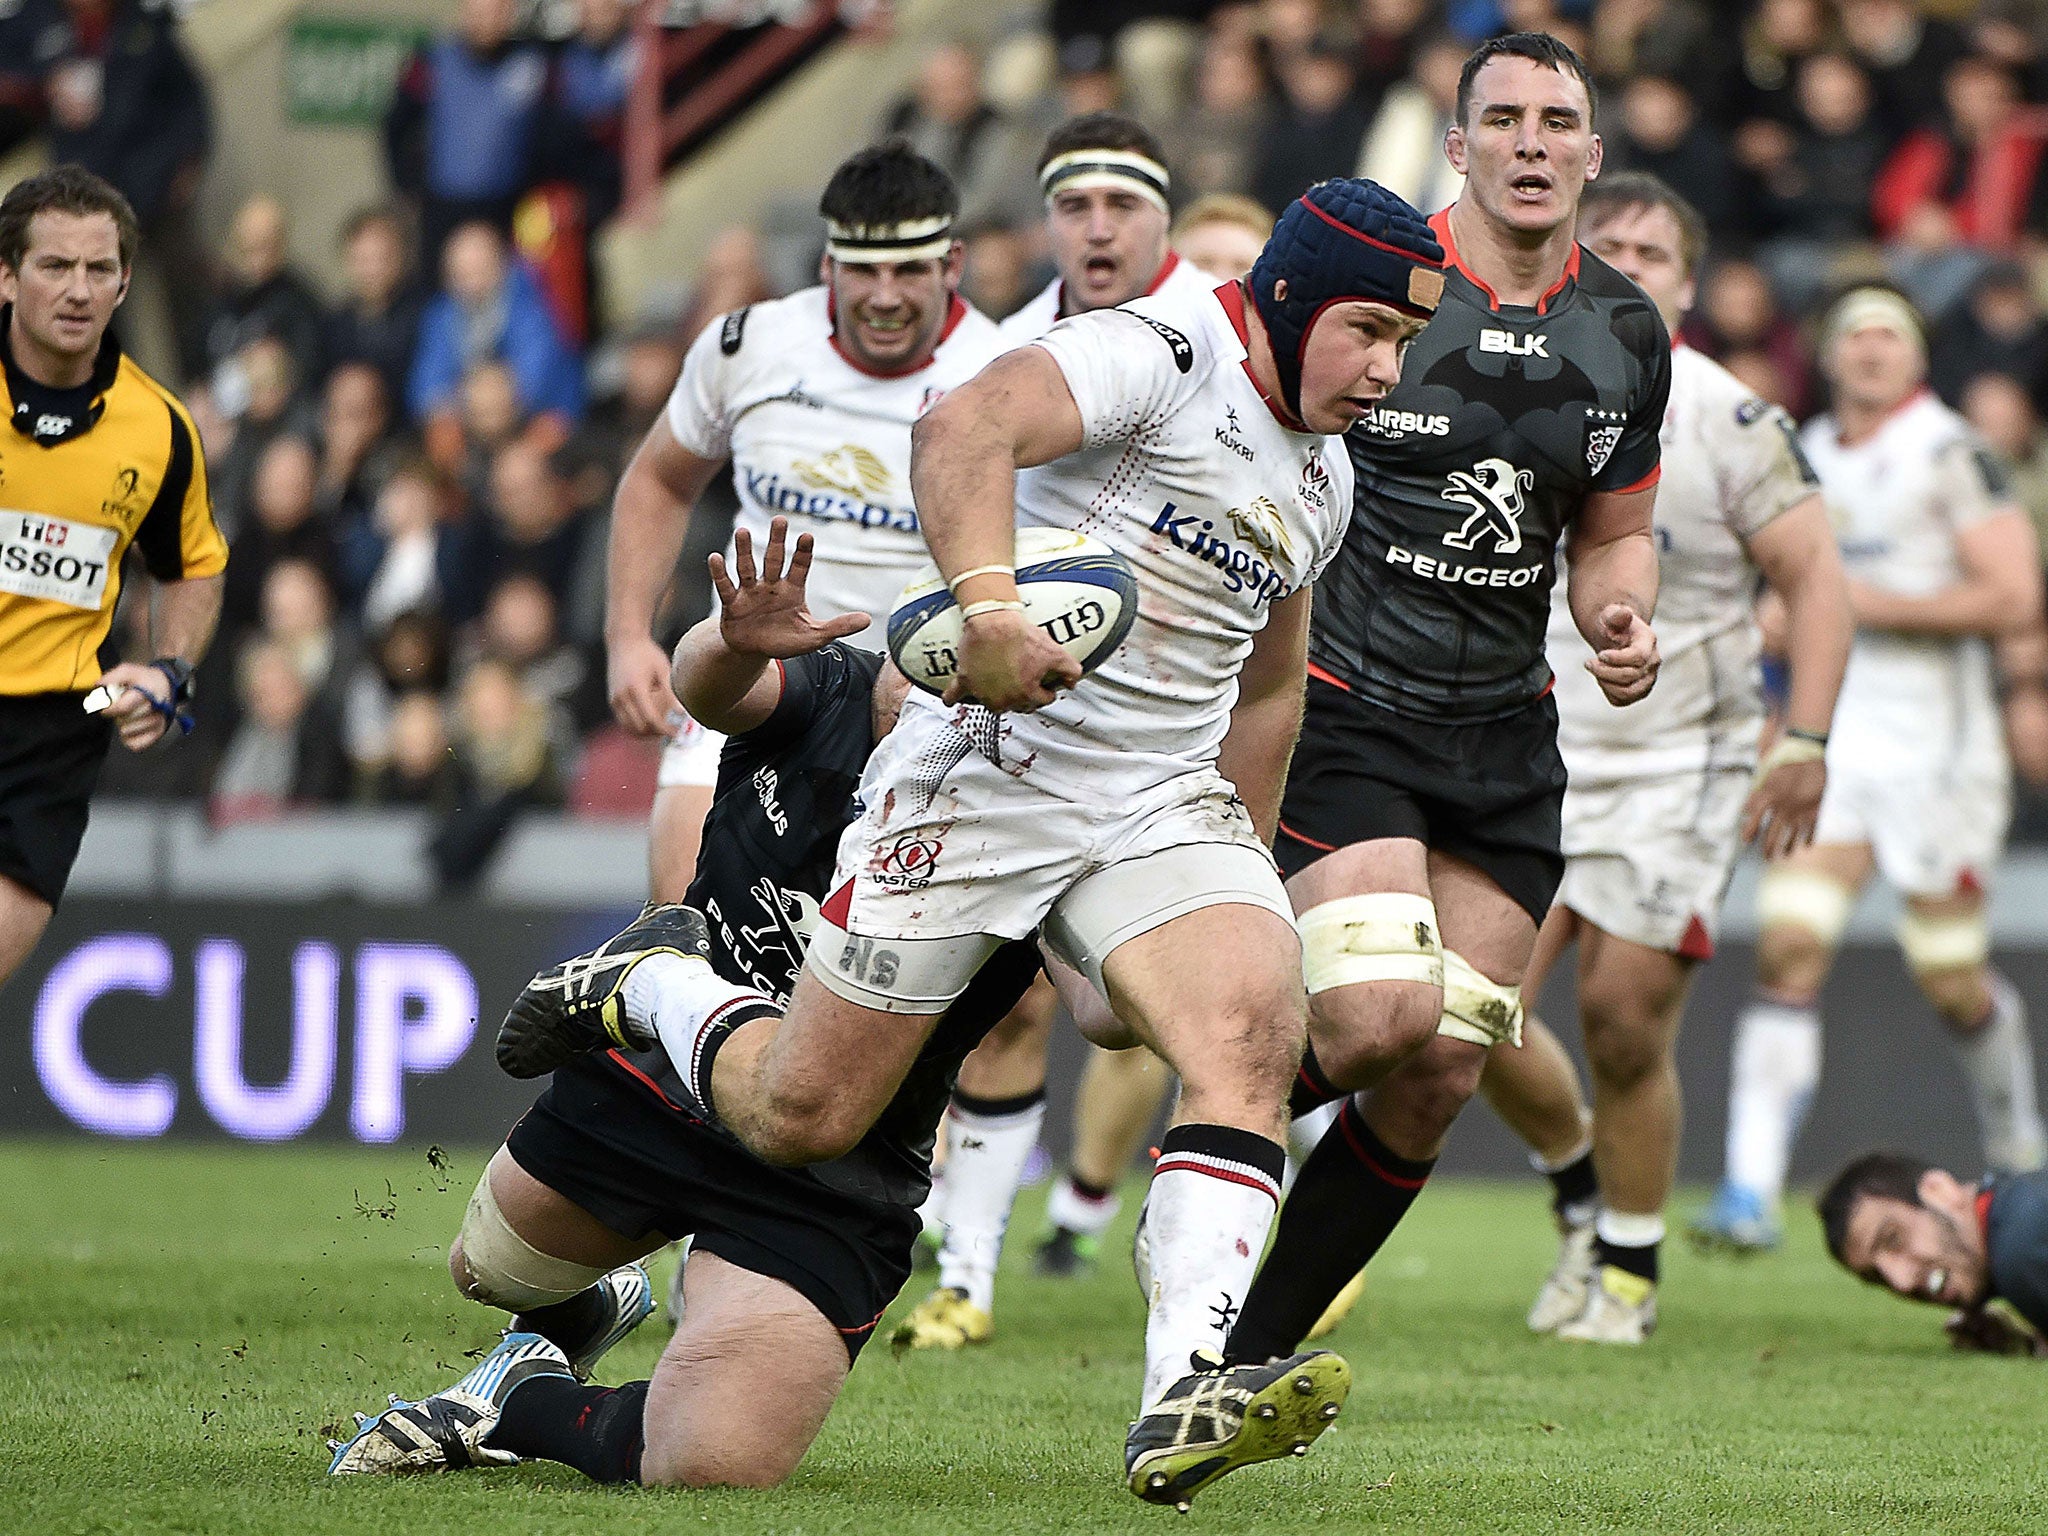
484 177 1448 1508
1692 285 2048 1254
1220 33 1671 1368
330 519 1048 1487
1820 1150 2048 1356
1472 171 1852 1344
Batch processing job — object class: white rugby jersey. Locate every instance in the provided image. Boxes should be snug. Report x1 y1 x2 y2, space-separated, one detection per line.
1802 389 2012 764
906 279 1353 797
1549 344 1818 785
994 250 1218 350
664 286 1006 646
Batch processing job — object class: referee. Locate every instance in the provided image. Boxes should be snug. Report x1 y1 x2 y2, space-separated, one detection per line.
0 166 226 989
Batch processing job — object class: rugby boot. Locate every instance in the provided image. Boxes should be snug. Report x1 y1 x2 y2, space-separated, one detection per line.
496 902 712 1078
510 1262 655 1380
1527 1217 1597 1333
328 1333 571 1475
1033 1224 1100 1278
1305 1268 1367 1341
1124 1349 1350 1510
1687 1182 1781 1255
1555 1265 1658 1345
889 1286 993 1353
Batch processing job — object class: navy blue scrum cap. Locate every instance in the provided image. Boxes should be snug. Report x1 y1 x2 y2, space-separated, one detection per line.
1247 178 1446 418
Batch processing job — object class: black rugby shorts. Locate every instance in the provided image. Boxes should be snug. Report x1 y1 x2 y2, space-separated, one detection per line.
0 691 114 906
1277 678 1567 924
507 1052 920 1360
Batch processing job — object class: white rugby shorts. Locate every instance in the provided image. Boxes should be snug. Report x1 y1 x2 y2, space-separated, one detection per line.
1811 749 2009 899
806 709 1293 1012
1555 768 1752 958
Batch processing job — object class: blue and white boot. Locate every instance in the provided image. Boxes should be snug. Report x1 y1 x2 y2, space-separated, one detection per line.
327 1333 572 1476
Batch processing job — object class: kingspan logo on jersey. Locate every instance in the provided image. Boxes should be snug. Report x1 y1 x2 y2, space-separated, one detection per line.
741 444 919 532
1383 457 1546 589
1151 499 1292 602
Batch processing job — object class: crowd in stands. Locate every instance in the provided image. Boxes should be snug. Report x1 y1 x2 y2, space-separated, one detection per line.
13 0 2048 869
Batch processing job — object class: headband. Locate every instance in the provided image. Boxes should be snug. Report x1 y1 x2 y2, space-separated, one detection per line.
1040 149 1171 215
1824 287 1925 355
825 214 955 264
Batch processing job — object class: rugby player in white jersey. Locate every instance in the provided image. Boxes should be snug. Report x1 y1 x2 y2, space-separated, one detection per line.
1471 173 1853 1343
493 177 1449 1508
900 124 1258 1353
602 142 1004 900
1692 285 2048 1252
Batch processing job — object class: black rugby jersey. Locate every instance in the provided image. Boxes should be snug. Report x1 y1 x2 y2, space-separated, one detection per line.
615 642 1040 1209
1311 210 1671 722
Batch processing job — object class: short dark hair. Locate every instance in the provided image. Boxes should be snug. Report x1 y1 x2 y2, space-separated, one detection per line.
1580 171 1708 276
819 139 959 232
1037 111 1168 175
1817 1151 1939 1265
341 204 408 249
0 164 140 273
1456 31 1597 128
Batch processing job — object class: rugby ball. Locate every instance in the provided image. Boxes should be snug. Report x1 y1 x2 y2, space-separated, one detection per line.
887 527 1139 696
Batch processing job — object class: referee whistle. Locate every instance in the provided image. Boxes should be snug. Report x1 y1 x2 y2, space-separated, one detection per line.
82 683 125 714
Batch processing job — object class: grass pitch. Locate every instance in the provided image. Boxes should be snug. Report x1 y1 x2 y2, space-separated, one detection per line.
0 1141 2041 1534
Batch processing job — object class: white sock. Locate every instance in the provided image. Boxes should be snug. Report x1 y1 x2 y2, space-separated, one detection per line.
1949 973 2048 1173
1595 1210 1665 1250
1140 1127 1284 1410
1047 1173 1123 1236
1724 999 1822 1205
1286 1099 1343 1189
935 1090 1047 1313
622 954 776 1107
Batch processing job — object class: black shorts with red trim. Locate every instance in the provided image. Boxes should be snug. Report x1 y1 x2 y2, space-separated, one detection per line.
1277 677 1567 925
506 1051 919 1360
0 691 114 907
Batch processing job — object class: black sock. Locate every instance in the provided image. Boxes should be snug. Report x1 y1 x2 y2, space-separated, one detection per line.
1287 1043 1344 1119
1227 1099 1435 1363
510 1285 613 1361
1595 1233 1659 1284
950 1086 1046 1117
486 1375 650 1484
1546 1148 1599 1225
1066 1171 1115 1203
694 1000 780 1116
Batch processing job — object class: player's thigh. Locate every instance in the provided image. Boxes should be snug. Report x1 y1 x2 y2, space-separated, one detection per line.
0 873 53 989
641 1250 849 1489
647 783 714 904
483 1145 662 1266
1754 839 1873 981
1287 836 1444 1065
1092 899 1306 1115
1573 925 1699 1084
1521 901 1580 1007
954 971 1058 1099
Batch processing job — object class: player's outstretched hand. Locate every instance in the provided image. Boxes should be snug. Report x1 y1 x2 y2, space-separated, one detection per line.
606 632 681 737
92 662 175 752
944 605 1081 711
1945 1305 2048 1357
1742 747 1825 858
1586 604 1659 706
711 517 871 659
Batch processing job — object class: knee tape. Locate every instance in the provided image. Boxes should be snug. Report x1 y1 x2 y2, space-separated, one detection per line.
1436 949 1523 1048
457 1175 609 1311
1300 893 1443 996
1754 868 1855 950
1896 908 1991 974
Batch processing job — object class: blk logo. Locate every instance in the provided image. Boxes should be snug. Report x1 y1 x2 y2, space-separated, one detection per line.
1479 329 1548 358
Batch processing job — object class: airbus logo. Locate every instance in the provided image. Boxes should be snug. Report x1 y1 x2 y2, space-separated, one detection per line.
1478 329 1548 358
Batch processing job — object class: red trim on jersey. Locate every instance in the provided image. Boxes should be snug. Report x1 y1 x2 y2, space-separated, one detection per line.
820 879 854 928
1834 384 1933 448
1306 659 1352 692
1677 914 1716 961
1976 1186 1994 1242
1152 1156 1281 1200
1957 867 1986 898
1607 465 1661 496
1427 209 1580 315
1277 820 1338 852
826 292 970 378
1052 250 1183 321
839 1305 887 1337
1217 280 1306 430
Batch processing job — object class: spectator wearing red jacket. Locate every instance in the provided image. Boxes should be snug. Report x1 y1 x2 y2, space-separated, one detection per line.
1873 54 2048 257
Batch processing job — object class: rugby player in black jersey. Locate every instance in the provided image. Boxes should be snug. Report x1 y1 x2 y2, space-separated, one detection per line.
1226 32 1673 1362
328 517 1043 1488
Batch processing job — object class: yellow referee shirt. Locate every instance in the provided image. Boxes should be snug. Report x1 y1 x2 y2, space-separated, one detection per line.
0 324 227 696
